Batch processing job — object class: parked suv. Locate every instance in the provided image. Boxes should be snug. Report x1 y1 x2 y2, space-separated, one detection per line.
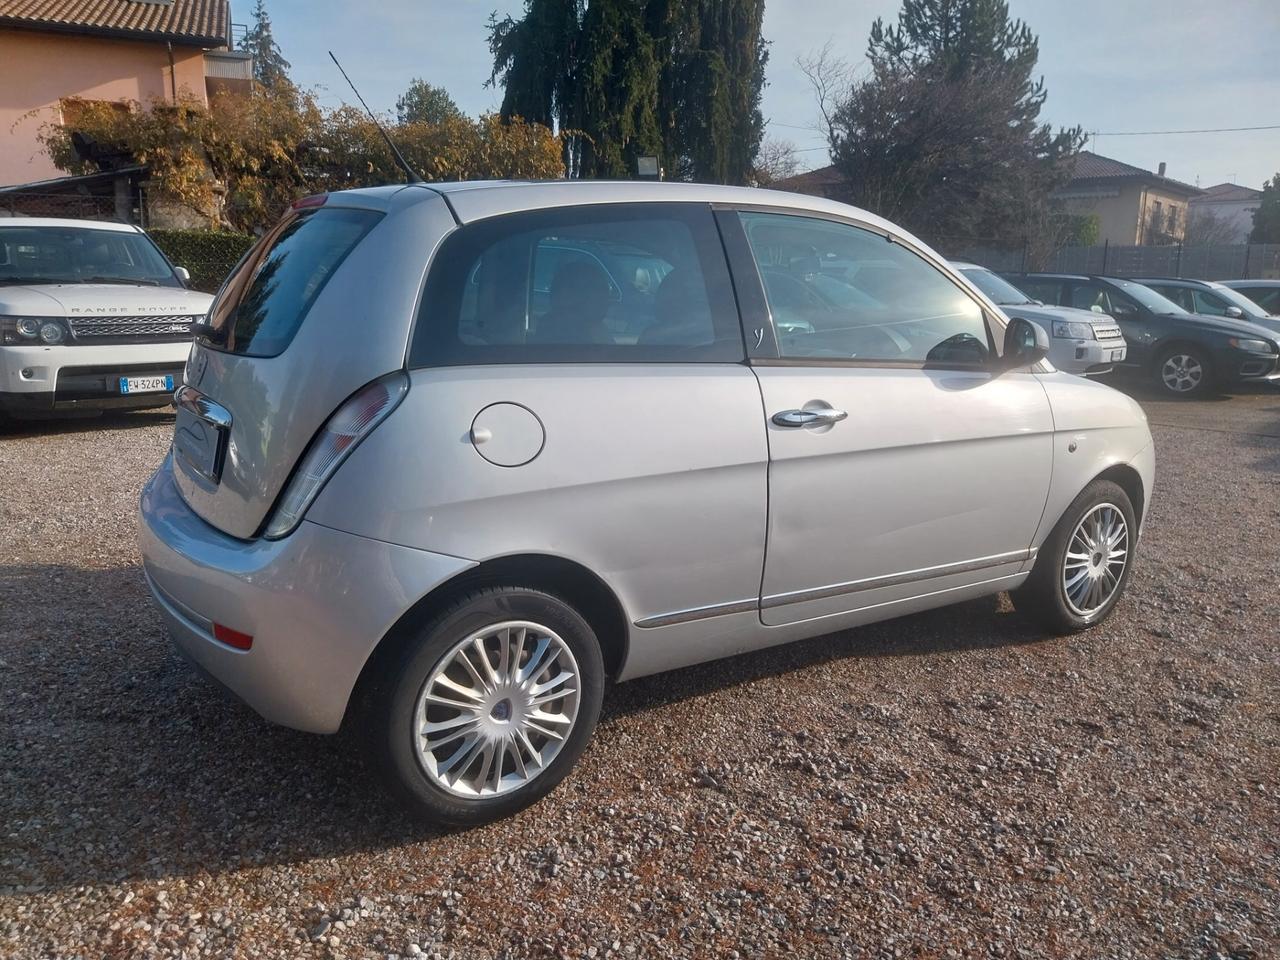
952 262 1126 375
1133 277 1280 335
1220 280 1280 318
1004 272 1280 397
140 183 1154 824
0 218 212 418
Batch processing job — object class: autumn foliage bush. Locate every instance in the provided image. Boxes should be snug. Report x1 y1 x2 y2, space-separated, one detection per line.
41 83 564 232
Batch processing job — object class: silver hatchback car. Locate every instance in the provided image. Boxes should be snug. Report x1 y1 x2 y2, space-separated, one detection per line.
139 181 1154 824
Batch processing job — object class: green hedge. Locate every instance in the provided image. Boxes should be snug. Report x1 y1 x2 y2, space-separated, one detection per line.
149 229 256 293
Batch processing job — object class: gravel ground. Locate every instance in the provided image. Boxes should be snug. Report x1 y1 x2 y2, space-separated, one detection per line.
2 385 1278 960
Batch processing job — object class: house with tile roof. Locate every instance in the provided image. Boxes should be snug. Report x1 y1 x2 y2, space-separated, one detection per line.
1187 182 1263 244
0 0 251 188
1052 151 1203 246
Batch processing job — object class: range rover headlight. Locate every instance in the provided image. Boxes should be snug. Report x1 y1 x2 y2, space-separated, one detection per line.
1051 320 1095 340
39 321 66 344
1227 337 1274 353
15 317 40 338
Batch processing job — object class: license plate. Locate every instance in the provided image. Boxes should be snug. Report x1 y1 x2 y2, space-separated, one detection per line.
1110 349 1126 362
119 375 174 395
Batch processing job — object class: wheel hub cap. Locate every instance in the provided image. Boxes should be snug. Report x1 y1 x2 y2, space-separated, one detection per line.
1063 503 1129 617
413 620 580 798
1161 354 1202 392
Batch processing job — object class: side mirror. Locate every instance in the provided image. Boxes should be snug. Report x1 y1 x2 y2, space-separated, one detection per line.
1223 305 1245 319
999 317 1049 371
174 266 191 286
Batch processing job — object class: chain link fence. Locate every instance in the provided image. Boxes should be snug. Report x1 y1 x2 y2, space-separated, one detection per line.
0 191 119 221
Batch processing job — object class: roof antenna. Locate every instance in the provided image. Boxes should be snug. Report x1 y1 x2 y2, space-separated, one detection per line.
328 50 423 184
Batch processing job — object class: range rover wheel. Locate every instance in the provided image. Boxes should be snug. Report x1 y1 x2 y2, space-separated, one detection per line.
363 586 604 826
1155 345 1212 397
1014 479 1137 634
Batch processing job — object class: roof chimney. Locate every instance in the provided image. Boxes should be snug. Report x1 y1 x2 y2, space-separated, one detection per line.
1157 161 1167 177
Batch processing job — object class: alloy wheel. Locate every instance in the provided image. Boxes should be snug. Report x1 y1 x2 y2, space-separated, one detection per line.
413 620 580 798
1160 353 1203 393
1062 503 1129 616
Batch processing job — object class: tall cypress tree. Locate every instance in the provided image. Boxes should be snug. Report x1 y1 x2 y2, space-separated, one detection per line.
240 0 291 90
488 0 765 183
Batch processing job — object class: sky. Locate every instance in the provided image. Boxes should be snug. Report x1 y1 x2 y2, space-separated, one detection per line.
260 0 1280 189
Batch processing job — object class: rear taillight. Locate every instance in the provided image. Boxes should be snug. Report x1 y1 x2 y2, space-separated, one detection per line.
263 372 409 540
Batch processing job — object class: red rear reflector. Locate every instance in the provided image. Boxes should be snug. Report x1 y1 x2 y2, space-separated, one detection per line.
291 193 328 210
213 623 254 650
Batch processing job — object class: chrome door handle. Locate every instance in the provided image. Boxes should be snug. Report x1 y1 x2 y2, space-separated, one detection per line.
771 407 849 428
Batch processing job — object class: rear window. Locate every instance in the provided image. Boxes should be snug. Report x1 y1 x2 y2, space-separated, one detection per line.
203 206 381 357
409 203 743 366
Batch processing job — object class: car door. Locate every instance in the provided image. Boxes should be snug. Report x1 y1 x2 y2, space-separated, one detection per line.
720 209 1053 627
1066 281 1154 368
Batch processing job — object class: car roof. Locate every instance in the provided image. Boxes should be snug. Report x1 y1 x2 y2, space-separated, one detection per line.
1130 277 1219 287
950 261 984 270
329 179 909 239
1222 279 1280 288
0 217 141 233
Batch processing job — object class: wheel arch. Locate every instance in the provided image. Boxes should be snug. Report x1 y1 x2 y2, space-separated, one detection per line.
1092 462 1145 527
345 553 630 728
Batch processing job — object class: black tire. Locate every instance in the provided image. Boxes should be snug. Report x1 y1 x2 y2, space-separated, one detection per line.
1013 479 1137 634
1153 343 1213 397
361 585 605 826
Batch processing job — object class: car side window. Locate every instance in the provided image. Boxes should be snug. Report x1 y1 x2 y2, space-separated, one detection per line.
1255 289 1280 313
1068 283 1113 314
1192 290 1228 316
411 204 742 365
738 212 990 366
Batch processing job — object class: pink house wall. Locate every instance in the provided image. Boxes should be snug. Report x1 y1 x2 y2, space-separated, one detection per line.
0 30 208 187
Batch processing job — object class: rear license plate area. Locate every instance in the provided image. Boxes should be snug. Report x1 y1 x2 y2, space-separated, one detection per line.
173 388 230 484
120 374 174 395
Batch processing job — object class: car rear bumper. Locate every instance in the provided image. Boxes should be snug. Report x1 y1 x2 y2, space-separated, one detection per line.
0 341 190 414
137 455 475 733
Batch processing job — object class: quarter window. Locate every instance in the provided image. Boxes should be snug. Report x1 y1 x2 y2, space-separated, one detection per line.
412 204 742 365
738 212 991 365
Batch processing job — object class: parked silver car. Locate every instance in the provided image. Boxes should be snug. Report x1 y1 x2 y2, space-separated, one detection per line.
139 181 1154 824
951 262 1127 375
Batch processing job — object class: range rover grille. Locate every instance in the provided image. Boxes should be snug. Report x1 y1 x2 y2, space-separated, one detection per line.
68 315 197 341
1094 325 1124 341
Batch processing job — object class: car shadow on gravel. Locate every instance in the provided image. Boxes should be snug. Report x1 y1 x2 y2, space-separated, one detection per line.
0 408 174 440
603 592 1045 722
0 563 1050 895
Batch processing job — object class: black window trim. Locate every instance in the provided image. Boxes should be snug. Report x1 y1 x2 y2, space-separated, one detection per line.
407 201 748 369
712 202 1007 372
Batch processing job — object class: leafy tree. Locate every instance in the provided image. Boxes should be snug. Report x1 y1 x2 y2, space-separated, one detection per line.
817 0 1082 241
1249 172 1280 243
240 0 291 89
487 0 766 183
396 80 464 125
41 90 564 232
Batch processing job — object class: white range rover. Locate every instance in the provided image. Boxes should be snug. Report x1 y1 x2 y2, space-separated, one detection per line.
0 218 214 418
